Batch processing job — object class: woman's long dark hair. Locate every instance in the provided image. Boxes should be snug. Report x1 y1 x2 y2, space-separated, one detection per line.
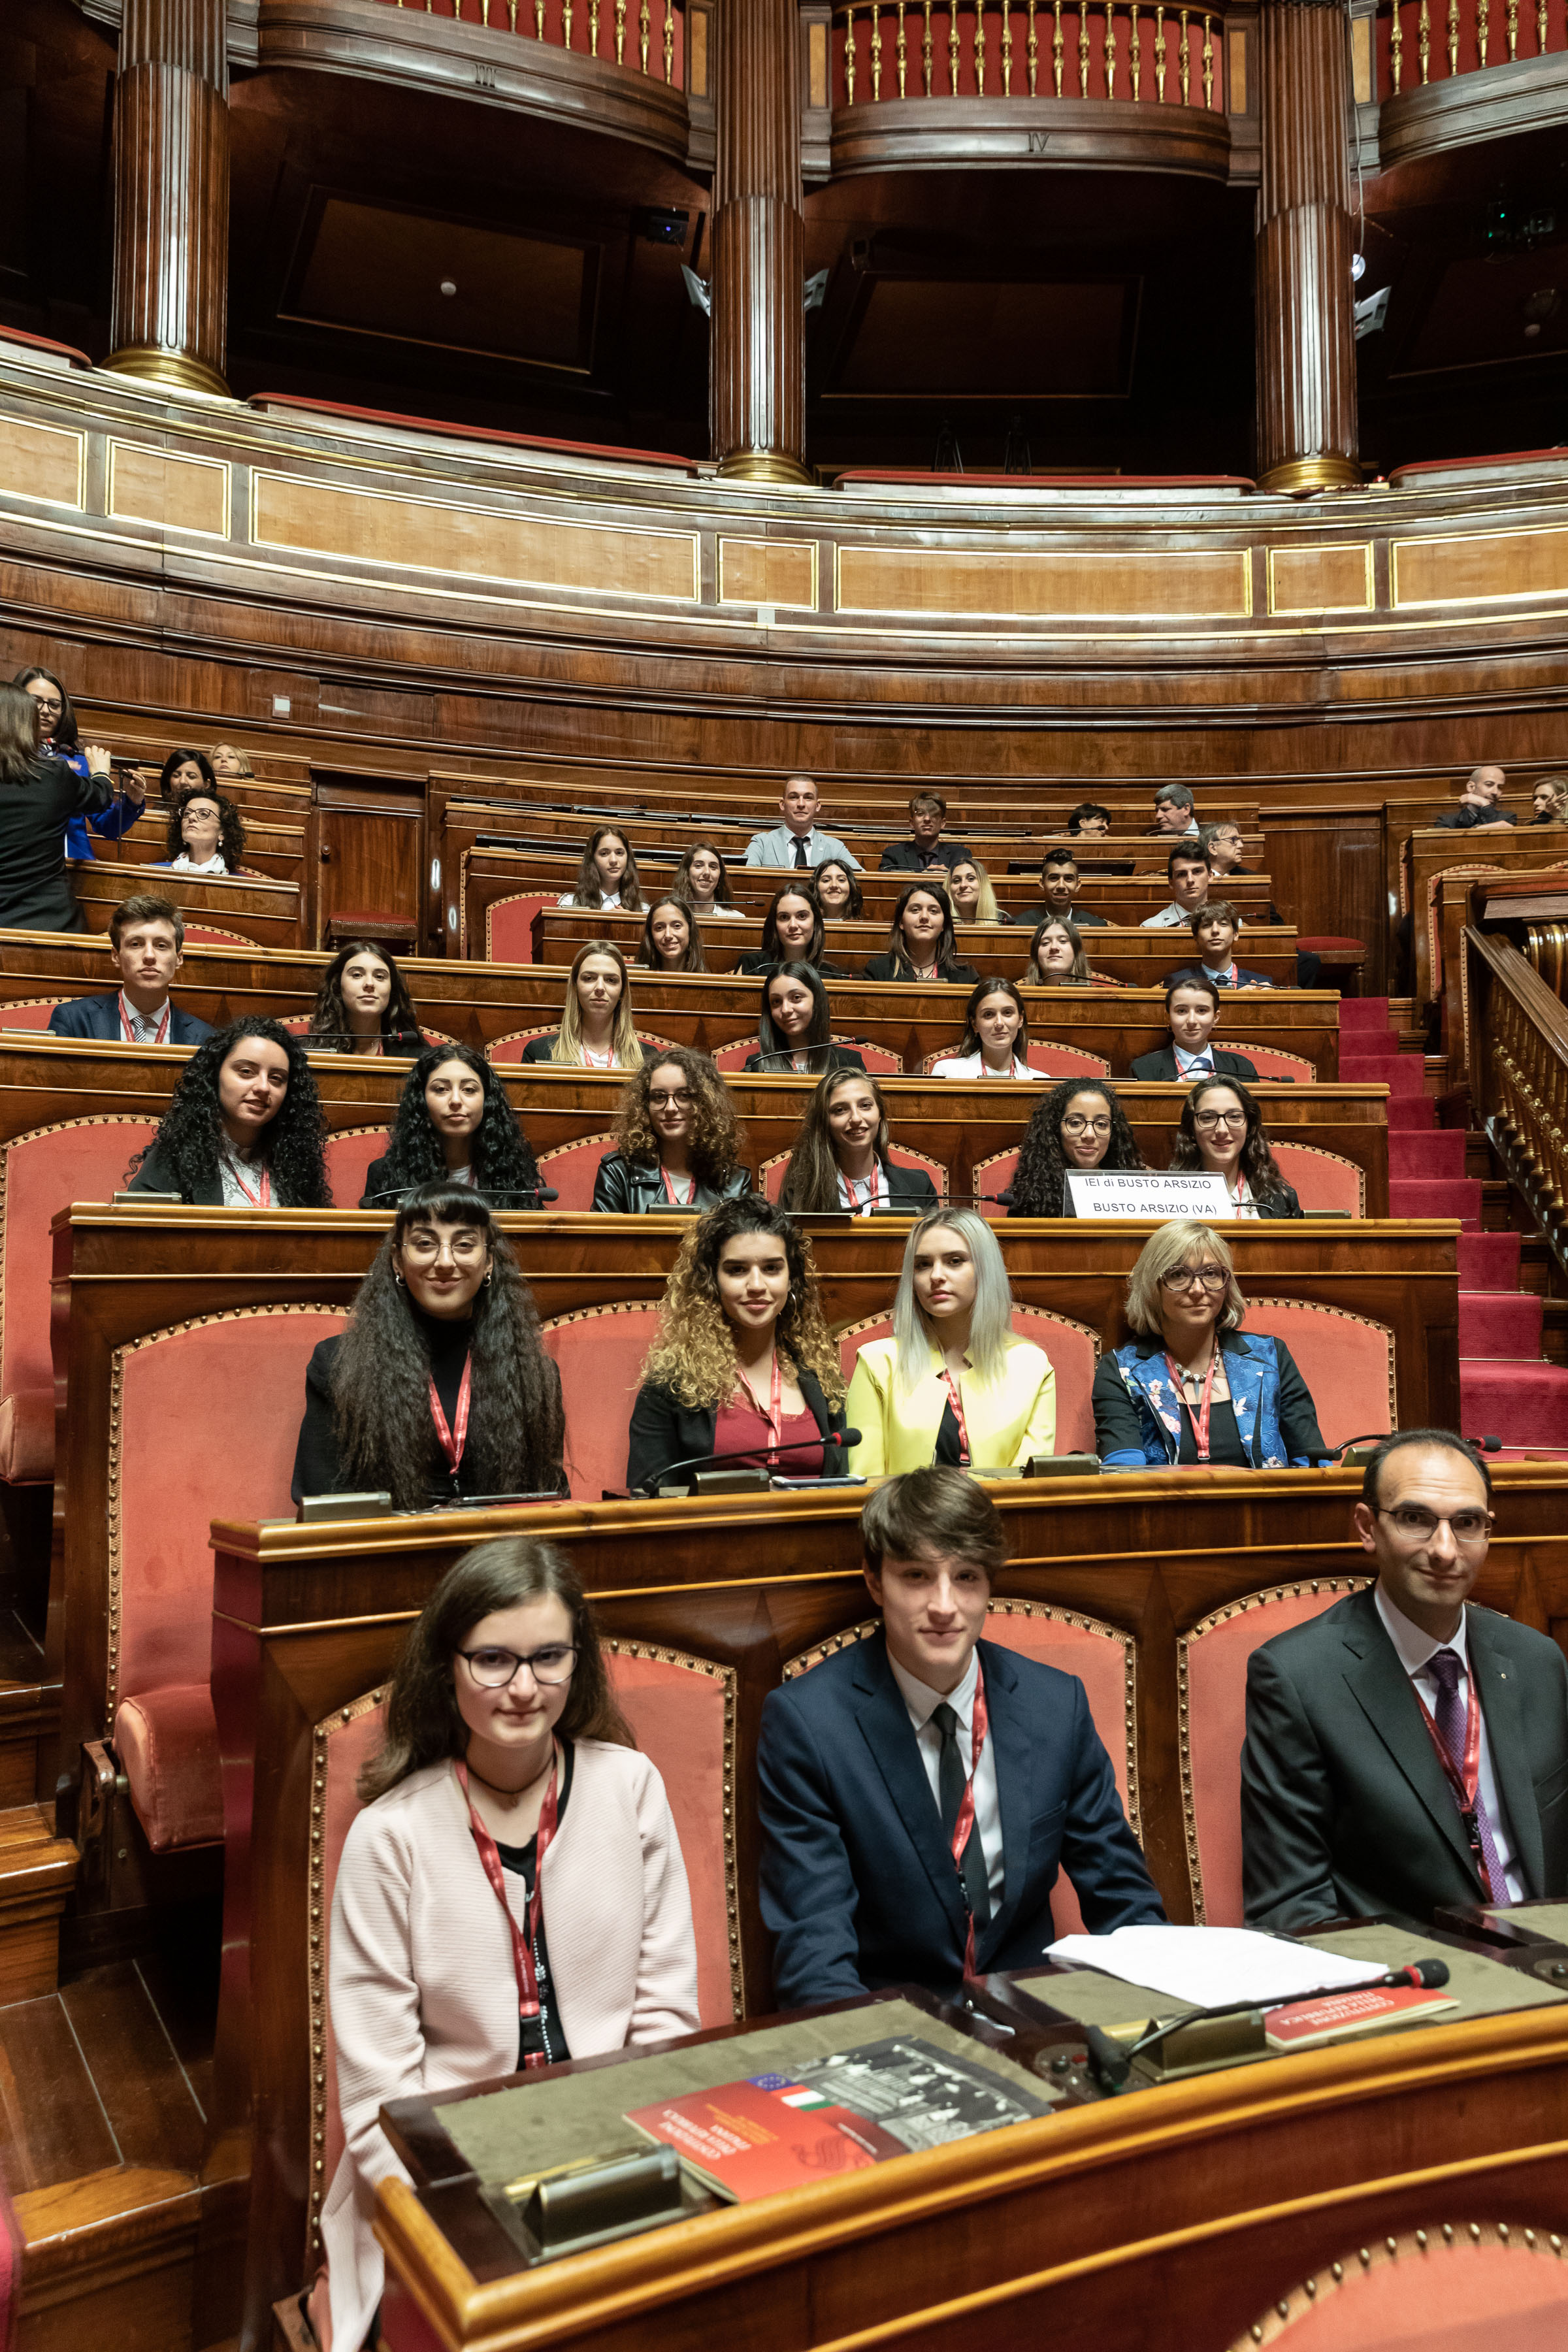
1169 1075 1290 1203
757 884 826 970
570 825 645 913
0 684 42 787
813 858 863 919
1008 1077 1143 1217
1025 917 1092 985
379 1043 541 1199
638 896 708 975
778 1067 891 1212
331 1186 564 1516
308 939 421 1047
125 1017 332 1204
165 774 247 868
757 961 835 1068
670 839 740 911
885 882 961 977
952 977 1029 1063
358 1533 629 1802
12 666 77 751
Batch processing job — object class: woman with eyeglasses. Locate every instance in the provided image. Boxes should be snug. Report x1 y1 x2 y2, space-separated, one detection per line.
737 884 850 979
863 883 980 986
316 1534 698 2352
292 1183 565 1506
14 664 147 863
637 896 708 975
591 1050 751 1213
1007 1079 1144 1218
1092 1217 1328 1469
1168 1079 1302 1218
930 977 1040 1081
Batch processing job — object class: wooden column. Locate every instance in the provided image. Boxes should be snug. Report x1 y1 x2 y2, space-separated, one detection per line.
710 0 809 483
1254 0 1358 495
106 0 230 397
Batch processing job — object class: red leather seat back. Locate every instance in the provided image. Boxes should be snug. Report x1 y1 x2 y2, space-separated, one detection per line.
1181 1580 1371 1925
973 1147 1019 1221
535 1135 617 1213
484 894 553 964
1026 1040 1111 1077
1270 1141 1364 1217
182 924 256 947
0 1115 161 1483
711 1036 902 1074
540 1302 664 1498
487 1027 555 1064
325 1127 391 1209
1237 2221 1568 2346
1241 1298 1394 1454
1229 1041 1316 1081
0 1000 67 1032
837 1307 1097 1453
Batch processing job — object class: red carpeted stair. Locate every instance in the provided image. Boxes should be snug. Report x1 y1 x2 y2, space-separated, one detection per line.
1348 998 1568 1456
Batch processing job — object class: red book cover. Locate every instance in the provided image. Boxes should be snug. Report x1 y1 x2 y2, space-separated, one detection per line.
1264 1984 1458 2051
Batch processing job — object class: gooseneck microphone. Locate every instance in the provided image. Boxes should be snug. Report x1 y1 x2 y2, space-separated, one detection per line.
358 1184 559 1207
645 1428 862 1496
1085 1957 1452 2093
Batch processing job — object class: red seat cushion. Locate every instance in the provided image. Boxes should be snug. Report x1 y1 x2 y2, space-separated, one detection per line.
1229 1041 1317 1080
484 894 553 965
1026 1040 1111 1077
1239 2221 1568 2344
1242 1298 1394 1453
325 1127 392 1208
0 1390 54 1484
1271 1141 1364 1217
113 1684 224 1852
0 1000 68 1032
540 1302 664 1499
535 1134 617 1212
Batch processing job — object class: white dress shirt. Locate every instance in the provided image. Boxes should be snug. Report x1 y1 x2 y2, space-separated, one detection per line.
556 890 621 909
1373 1582 1524 1901
119 993 171 1045
1141 901 1191 929
1173 1043 1217 1078
928 1051 1042 1082
887 1645 1005 1904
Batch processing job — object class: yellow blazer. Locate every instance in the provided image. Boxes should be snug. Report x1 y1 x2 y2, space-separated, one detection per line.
845 1335 1057 1477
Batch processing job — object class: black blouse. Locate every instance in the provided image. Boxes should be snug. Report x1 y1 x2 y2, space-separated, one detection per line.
494 1739 575 2067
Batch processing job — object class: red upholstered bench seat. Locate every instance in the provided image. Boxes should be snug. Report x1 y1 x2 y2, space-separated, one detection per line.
247 395 702 476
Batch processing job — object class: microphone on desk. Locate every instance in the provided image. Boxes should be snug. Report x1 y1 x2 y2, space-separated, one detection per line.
645 1428 862 1496
358 1184 560 1207
1083 1958 1452 2095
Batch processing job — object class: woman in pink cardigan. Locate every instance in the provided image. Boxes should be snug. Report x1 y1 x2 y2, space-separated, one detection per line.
314 1537 701 2350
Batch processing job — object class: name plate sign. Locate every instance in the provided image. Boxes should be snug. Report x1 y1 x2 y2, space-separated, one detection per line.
1066 1170 1232 1219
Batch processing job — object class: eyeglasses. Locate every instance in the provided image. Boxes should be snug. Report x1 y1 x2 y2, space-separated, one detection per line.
28 693 61 713
649 1089 693 1108
1160 1265 1228 1292
1194 1110 1246 1129
1375 1506 1494 1546
1060 1116 1112 1137
458 1644 578 1688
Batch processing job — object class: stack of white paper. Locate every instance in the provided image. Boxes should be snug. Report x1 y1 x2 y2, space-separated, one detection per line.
1043 1925 1386 2008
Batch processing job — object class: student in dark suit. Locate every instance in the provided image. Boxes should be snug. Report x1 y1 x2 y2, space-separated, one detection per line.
292 1184 564 1507
758 1469 1164 2006
1129 976 1260 1083
126 1017 331 1205
879 792 962 874
1168 1077 1303 1218
1015 851 1109 932
1162 902 1272 992
741 964 866 1076
1243 1430 1568 1932
776 1067 941 1215
626 1196 849 1492
46 893 213 1045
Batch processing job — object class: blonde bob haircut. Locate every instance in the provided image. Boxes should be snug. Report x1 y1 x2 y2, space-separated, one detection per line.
891 1207 1017 1395
1123 1217 1247 1339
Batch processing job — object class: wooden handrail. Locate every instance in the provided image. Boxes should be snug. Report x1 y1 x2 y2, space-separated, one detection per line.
1466 923 1568 1271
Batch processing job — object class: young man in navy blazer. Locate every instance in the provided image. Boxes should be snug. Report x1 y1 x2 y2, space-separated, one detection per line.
757 1468 1164 2008
46 894 213 1047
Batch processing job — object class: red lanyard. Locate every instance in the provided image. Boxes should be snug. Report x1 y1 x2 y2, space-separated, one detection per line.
843 1164 881 1215
1165 1350 1218 1462
223 1152 271 1209
734 1352 783 1450
1413 1667 1497 1901
118 993 169 1046
454 1756 559 2070
429 1352 473 1475
661 1166 695 1207
938 1367 971 1467
949 1664 990 1983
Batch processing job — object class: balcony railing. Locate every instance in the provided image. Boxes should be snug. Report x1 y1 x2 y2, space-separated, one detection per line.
1467 924 1568 1275
832 1 1224 106
375 0 685 82
1380 0 1565 93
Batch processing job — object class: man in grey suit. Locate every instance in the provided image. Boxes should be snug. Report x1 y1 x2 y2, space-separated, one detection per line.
744 776 862 871
1242 1429 1568 1932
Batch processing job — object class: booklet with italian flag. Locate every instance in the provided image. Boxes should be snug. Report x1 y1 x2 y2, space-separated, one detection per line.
625 2036 1050 2202
1264 1984 1459 2051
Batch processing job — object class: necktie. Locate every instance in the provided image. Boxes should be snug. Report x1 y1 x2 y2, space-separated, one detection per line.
792 836 809 869
1426 1648 1507 1897
931 1701 990 1927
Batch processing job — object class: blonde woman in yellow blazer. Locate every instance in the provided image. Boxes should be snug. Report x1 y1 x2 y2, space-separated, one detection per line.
845 1207 1056 1476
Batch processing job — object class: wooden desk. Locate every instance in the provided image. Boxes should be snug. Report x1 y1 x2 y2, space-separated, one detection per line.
204 1471 1568 2345
1402 828 1568 1010
64 864 304 953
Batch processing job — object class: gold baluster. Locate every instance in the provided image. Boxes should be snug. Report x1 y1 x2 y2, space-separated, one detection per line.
1390 0 1402 88
1477 0 1488 57
640 0 649 69
1155 0 1166 96
1507 0 1519 54
1446 0 1458 72
508 0 517 27
534 0 544 31
1537 0 1547 49
1129 1 1141 95
1002 0 1013 90
1079 0 1090 93
975 0 987 91
1103 0 1116 91
872 0 883 96
1201 8 1213 102
588 0 598 47
1028 0 1039 91
1178 3 1189 99
663 0 672 80
949 0 960 91
923 0 934 91
481 0 489 25
1418 0 1429 78
845 2 857 100
1053 0 1064 92
615 0 625 59
897 0 908 95
563 0 573 44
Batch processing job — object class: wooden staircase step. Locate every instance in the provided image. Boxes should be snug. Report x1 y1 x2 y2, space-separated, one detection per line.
0 1611 56 1812
0 1806 77 2005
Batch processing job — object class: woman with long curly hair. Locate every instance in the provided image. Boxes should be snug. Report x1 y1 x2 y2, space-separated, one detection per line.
740 964 864 1076
863 882 980 986
555 825 645 914
517 941 648 1070
360 1043 542 1209
316 1533 698 2352
637 896 708 975
126 1016 331 1205
737 883 850 980
591 1048 751 1214
627 1195 848 1492
670 839 744 921
1005 1077 1144 1219
159 760 249 875
291 1184 565 1506
777 1068 939 1216
1168 1077 1302 1218
930 977 1041 1081
306 939 425 1056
